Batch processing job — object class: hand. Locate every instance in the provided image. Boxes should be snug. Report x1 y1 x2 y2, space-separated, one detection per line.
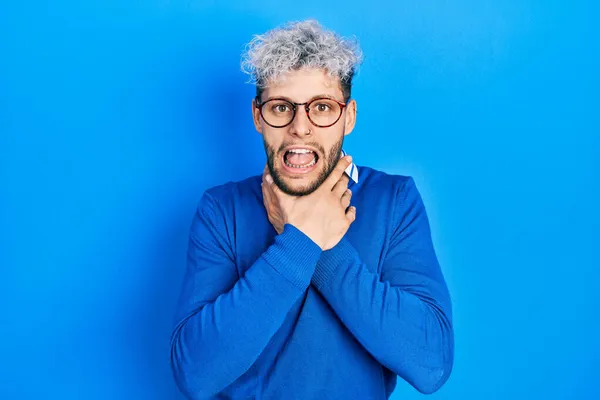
261 156 357 250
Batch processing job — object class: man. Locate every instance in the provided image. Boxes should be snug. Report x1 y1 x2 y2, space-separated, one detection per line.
170 20 453 399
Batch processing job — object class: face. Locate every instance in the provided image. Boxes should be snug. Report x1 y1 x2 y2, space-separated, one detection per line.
252 68 357 196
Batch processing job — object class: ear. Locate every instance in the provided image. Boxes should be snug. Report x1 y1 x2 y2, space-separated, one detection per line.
252 98 263 134
343 99 357 136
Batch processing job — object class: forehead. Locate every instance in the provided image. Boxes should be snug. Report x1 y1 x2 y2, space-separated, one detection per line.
262 68 343 101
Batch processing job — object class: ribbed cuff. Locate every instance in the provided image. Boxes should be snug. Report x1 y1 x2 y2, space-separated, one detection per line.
312 237 359 290
262 224 322 290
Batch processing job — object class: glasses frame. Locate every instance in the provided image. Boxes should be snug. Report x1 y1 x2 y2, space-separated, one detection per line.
255 97 348 128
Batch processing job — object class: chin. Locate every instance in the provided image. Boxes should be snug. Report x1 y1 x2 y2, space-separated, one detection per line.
272 163 323 196
284 179 316 195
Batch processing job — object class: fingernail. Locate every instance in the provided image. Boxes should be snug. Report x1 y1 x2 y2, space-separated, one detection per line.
266 174 273 183
347 155 353 162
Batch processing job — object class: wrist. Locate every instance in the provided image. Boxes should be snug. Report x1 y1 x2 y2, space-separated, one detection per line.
286 222 325 250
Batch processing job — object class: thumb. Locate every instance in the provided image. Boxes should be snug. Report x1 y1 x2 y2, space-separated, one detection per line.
265 174 282 197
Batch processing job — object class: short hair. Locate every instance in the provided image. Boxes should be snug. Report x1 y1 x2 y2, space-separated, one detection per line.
241 19 363 102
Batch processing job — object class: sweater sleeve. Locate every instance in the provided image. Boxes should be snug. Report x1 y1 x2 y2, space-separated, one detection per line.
310 177 454 395
170 192 322 399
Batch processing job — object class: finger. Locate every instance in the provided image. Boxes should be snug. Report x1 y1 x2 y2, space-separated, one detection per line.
265 173 285 199
265 174 275 193
261 182 271 207
345 206 356 223
272 217 284 232
265 173 275 188
332 174 350 197
340 188 352 208
263 181 284 229
323 155 352 190
262 180 276 207
264 189 281 222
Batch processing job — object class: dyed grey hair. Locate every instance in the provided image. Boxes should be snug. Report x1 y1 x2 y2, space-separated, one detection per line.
241 19 363 102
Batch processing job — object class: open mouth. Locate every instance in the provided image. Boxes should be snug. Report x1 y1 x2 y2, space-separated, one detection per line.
282 148 319 171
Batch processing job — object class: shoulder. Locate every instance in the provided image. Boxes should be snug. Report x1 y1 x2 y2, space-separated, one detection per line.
357 167 433 249
196 174 261 212
357 165 427 229
357 165 417 198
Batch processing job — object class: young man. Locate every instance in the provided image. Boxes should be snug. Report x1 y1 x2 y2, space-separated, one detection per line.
170 20 454 399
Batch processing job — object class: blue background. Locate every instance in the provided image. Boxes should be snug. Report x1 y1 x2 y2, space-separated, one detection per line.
1 1 598 399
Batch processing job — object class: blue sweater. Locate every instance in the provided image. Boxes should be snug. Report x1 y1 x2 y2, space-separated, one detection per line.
170 165 454 399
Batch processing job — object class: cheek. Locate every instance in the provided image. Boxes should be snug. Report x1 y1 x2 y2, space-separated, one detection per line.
262 132 283 157
323 131 345 149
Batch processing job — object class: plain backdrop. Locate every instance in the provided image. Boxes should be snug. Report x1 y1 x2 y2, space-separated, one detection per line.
1 1 598 399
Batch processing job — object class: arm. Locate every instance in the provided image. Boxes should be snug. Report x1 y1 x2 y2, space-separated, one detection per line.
310 177 454 394
170 192 322 399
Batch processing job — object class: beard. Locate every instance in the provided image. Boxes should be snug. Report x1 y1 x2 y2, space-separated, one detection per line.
262 135 344 196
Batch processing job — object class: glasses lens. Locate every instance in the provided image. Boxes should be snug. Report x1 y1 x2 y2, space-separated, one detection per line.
261 99 294 127
308 99 342 127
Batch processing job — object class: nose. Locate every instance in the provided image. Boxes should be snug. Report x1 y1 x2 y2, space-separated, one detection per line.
288 105 312 137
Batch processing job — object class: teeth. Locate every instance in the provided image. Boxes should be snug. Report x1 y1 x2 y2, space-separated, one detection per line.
284 148 317 169
288 149 313 154
285 158 317 168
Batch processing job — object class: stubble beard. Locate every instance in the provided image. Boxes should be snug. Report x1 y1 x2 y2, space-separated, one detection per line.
262 135 344 197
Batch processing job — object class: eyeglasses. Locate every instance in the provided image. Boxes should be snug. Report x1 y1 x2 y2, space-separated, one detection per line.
256 97 347 128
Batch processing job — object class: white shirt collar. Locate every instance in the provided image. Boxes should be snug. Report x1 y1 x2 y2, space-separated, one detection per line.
340 149 359 184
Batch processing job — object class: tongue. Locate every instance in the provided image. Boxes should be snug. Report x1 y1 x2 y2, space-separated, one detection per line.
286 152 315 166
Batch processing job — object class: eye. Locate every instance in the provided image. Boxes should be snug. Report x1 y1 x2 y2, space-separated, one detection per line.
271 103 291 113
315 103 331 112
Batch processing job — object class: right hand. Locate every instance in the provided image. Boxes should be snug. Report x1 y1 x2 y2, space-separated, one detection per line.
264 155 357 250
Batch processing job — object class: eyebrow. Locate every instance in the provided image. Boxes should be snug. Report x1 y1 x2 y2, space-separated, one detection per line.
263 94 341 103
